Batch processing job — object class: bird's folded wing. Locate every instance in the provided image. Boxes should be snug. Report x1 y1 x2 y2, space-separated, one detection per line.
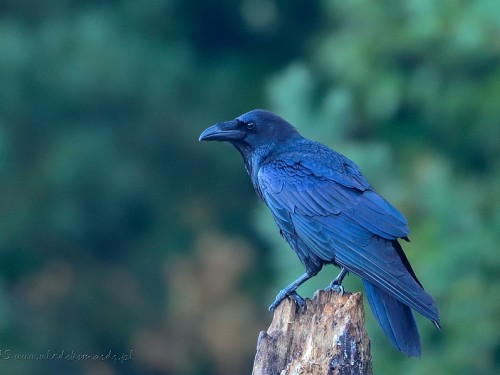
258 160 409 240
258 161 439 321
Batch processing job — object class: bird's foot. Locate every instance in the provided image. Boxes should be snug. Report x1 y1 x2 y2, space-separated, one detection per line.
325 267 348 296
269 273 313 313
289 291 307 312
269 290 306 313
324 282 344 296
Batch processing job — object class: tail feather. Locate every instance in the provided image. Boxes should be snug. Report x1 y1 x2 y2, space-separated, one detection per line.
363 279 421 357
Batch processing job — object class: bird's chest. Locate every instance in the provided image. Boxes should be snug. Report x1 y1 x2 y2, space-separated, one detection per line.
252 174 266 202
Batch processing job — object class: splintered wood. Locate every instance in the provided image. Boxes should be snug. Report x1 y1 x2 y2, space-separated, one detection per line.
252 290 372 375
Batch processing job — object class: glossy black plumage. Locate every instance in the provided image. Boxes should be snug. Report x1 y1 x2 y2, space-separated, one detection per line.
199 109 440 356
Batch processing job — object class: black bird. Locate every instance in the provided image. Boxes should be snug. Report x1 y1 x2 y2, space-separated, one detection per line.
199 109 440 357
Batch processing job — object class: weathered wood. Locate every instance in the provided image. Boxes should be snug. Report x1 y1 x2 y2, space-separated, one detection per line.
252 289 372 375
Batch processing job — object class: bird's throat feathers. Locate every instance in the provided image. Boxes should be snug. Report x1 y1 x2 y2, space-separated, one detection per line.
234 142 274 182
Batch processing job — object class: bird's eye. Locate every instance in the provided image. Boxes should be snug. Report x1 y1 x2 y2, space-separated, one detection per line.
246 121 256 130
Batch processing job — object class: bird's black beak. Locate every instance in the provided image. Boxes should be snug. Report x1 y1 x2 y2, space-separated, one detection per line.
199 120 244 142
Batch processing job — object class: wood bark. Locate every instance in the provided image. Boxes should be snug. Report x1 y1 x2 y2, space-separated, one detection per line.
252 289 372 375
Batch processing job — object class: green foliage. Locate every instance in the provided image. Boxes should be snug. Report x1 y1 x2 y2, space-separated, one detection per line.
0 0 498 374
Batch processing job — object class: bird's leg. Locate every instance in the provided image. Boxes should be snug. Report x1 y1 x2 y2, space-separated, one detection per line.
269 272 313 312
325 267 349 295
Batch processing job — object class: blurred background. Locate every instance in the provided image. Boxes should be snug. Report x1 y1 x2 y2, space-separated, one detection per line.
0 0 499 374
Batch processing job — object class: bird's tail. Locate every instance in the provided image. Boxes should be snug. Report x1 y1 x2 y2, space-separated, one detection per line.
362 279 421 357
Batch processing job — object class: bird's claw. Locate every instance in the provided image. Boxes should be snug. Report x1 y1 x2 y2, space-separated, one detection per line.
325 282 345 296
269 290 307 313
289 291 307 312
325 268 348 296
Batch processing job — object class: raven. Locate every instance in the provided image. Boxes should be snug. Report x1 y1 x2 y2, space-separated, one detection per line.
199 109 440 357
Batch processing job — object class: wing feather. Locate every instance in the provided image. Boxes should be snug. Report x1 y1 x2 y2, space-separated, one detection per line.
258 160 409 239
258 159 439 322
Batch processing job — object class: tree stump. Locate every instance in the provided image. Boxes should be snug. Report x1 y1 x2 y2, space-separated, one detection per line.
252 289 372 375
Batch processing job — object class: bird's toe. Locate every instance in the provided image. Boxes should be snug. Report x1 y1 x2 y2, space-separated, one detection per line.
325 283 345 296
269 290 307 312
289 291 307 313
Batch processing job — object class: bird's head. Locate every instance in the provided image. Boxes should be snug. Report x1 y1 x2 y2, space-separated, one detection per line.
199 109 299 155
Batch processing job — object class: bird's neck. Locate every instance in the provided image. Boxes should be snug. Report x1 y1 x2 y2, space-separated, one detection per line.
233 135 302 192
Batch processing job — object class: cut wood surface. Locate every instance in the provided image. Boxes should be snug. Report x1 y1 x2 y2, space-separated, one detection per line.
252 289 372 375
